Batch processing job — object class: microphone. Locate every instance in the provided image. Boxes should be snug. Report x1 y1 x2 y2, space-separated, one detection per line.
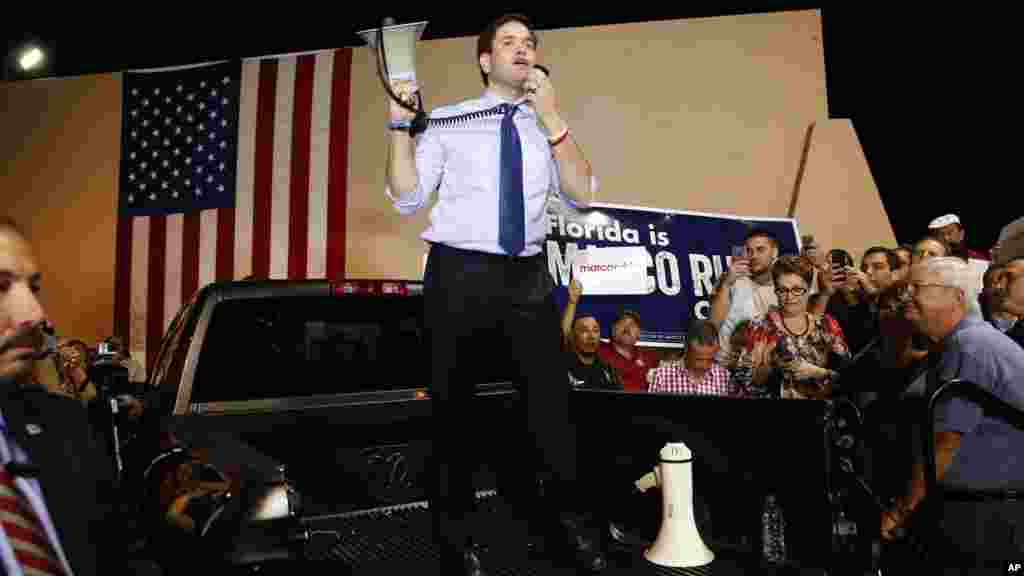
5 461 41 478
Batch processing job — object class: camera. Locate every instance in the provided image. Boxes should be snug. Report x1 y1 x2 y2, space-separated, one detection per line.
89 342 130 395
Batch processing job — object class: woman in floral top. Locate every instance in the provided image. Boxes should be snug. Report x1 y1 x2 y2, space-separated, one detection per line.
730 255 850 399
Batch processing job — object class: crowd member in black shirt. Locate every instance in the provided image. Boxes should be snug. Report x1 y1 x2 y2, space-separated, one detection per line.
565 312 622 391
843 280 931 504
561 278 622 390
821 247 897 357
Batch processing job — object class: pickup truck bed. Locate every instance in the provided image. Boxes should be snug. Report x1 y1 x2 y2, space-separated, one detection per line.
295 493 781 576
131 279 871 575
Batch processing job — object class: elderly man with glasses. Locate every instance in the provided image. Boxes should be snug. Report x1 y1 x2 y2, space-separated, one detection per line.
881 256 1024 569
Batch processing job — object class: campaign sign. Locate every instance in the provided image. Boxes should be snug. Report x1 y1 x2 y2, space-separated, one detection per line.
545 202 802 347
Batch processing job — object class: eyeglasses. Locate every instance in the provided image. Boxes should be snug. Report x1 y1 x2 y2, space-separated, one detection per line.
774 286 808 298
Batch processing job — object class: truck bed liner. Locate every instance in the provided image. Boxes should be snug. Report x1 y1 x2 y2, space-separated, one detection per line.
296 491 791 575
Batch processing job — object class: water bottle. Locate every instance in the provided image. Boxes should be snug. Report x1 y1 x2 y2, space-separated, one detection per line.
761 494 786 564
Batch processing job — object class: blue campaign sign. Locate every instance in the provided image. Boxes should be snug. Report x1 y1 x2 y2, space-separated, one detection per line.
544 202 802 347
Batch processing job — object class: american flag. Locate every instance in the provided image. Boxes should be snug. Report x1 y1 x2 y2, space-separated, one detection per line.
114 50 352 375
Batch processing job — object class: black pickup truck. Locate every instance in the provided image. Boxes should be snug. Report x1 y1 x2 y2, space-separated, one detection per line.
126 278 537 570
125 278 877 575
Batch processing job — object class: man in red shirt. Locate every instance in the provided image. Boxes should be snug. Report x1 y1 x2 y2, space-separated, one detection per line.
596 309 659 392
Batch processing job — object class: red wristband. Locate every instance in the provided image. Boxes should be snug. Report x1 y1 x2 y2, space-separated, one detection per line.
549 127 569 147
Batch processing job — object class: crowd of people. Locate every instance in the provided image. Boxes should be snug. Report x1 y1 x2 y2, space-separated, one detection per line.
562 212 1024 569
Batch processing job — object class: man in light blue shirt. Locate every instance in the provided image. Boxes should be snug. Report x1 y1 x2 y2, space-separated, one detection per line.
882 256 1024 569
384 13 605 575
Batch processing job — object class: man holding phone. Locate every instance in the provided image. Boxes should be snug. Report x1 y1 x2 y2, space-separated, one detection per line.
384 13 605 575
711 228 782 363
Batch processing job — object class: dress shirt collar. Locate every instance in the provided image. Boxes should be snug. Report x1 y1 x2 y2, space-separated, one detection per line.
480 87 534 116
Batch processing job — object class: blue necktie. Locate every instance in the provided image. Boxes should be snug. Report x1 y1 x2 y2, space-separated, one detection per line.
499 103 525 256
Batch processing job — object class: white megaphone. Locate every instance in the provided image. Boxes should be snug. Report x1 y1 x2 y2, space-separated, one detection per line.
355 18 428 83
356 18 430 136
643 441 715 568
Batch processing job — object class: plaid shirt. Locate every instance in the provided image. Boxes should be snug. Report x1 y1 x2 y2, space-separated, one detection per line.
648 360 736 396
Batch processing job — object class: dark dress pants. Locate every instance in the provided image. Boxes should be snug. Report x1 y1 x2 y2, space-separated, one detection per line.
422 242 578 555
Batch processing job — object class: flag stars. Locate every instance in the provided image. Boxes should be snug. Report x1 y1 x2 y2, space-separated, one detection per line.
154 88 161 96
197 144 205 153
128 173 136 181
162 181 169 190
162 160 169 168
172 191 179 199
151 151 158 159
222 97 230 106
185 179 191 187
129 152 137 160
195 187 203 197
186 114 194 123
219 140 227 150
173 169 180 177
154 108 161 116
218 161 225 171
209 111 217 119
185 136 193 144
199 123 206 132
131 109 138 118
222 76 230 85
199 102 206 111
217 184 225 193
141 161 148 170
163 138 170 146
149 193 157 201
175 127 182 135
131 88 139 96
150 171 157 180
185 158 192 165
187 93 195 102
142 98 150 107
211 89 218 97
128 194 135 203
176 84 183 93
141 141 148 148
207 153 214 162
152 129 159 138
196 165 204 173
200 81 207 89
165 96 172 105
164 118 171 126
209 131 216 140
140 183 147 191
206 175 214 184
142 119 150 128
173 148 181 156
176 105 183 114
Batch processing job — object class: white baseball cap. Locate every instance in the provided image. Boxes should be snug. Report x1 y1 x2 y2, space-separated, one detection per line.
928 214 960 229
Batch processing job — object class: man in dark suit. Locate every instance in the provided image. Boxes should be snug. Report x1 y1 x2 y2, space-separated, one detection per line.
0 217 118 575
